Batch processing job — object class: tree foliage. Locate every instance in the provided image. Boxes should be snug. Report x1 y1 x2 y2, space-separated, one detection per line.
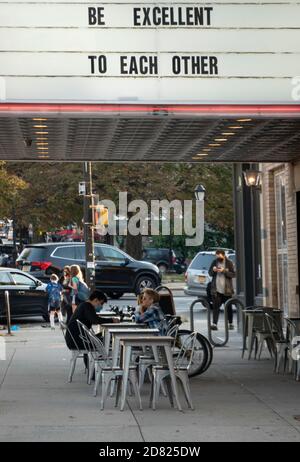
3 162 234 252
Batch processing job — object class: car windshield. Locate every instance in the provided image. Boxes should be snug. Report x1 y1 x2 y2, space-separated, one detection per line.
18 246 47 261
189 253 215 270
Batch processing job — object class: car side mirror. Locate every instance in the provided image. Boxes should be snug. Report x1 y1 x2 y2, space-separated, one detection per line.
36 280 43 287
122 258 130 266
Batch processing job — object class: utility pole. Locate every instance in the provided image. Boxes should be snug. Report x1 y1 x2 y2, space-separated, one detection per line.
83 162 95 290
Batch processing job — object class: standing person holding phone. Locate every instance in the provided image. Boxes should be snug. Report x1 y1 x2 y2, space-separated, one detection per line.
208 250 236 331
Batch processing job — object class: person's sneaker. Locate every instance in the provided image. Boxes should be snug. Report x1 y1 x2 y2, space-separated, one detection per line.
229 324 235 330
211 324 218 331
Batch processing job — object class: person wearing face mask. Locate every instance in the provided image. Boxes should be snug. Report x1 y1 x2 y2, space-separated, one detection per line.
65 290 119 351
208 250 236 331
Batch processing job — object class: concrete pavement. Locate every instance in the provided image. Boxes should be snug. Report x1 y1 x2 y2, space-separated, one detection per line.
0 321 300 442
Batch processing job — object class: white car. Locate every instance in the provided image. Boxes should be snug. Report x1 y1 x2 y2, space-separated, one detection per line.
184 250 236 298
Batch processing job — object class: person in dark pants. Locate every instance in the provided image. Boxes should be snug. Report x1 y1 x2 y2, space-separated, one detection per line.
60 265 72 324
208 250 236 331
65 290 119 351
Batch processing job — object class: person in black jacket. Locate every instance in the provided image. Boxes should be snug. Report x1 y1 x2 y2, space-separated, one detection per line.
208 250 236 331
65 290 119 350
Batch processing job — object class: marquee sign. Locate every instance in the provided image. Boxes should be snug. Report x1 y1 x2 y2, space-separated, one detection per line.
0 0 300 104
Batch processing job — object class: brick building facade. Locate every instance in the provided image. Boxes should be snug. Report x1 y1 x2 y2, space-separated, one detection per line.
261 163 300 317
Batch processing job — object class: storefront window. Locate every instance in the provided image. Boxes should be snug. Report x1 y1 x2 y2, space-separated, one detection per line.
274 172 288 314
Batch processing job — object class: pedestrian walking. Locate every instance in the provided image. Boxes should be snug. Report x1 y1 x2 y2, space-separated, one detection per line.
208 249 236 331
69 265 90 313
60 265 73 324
46 274 63 330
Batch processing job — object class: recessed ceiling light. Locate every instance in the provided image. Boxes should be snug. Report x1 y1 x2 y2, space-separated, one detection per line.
37 147 48 150
33 125 47 128
228 126 243 129
236 118 252 122
208 143 221 147
33 118 47 121
222 132 235 136
197 153 208 156
35 132 48 135
36 142 48 146
36 137 48 141
214 138 227 142
192 157 206 160
203 148 211 151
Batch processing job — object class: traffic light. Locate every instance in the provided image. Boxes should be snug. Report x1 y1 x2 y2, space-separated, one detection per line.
94 206 109 226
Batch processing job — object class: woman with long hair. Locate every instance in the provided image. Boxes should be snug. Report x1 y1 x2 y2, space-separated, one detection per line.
69 265 85 313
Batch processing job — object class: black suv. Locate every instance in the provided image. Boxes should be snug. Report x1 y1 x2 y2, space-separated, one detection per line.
16 243 161 299
142 248 186 274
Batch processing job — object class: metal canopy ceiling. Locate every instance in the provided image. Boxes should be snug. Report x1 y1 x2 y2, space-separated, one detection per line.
0 104 300 162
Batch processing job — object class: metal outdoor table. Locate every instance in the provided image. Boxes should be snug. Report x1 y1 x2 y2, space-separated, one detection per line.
110 328 160 368
99 322 147 353
242 309 282 359
117 336 182 412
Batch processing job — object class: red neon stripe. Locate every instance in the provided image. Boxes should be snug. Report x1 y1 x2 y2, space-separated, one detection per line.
0 103 300 115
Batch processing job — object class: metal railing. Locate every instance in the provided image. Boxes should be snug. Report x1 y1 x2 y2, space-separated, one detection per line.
4 290 11 335
189 296 245 347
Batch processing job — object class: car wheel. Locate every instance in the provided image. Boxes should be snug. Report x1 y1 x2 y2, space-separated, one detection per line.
158 264 168 274
106 292 124 300
135 275 156 295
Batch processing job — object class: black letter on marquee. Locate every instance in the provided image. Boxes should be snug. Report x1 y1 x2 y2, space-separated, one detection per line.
88 55 97 74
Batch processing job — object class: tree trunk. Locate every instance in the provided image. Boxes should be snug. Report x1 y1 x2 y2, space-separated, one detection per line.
125 233 143 260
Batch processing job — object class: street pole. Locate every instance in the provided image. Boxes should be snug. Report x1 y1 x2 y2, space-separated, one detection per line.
83 161 95 291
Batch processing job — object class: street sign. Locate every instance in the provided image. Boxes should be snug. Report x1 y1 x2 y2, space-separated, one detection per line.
1 0 300 103
78 182 86 196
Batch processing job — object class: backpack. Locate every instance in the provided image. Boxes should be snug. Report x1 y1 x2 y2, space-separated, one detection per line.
77 280 90 302
48 282 61 309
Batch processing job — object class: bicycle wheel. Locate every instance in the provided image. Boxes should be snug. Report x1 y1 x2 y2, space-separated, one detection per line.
198 333 213 373
175 329 210 377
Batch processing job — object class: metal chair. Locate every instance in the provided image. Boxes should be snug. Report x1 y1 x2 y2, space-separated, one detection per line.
80 324 142 410
59 320 91 383
137 316 180 390
150 332 196 410
263 313 289 372
286 318 300 378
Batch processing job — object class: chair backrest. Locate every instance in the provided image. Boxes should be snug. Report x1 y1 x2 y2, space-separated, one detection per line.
156 286 176 316
61 320 82 351
286 318 300 342
174 332 197 370
81 325 110 366
59 320 67 338
264 313 285 343
77 320 93 353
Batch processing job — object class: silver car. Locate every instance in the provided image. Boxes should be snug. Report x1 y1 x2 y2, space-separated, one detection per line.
184 251 236 297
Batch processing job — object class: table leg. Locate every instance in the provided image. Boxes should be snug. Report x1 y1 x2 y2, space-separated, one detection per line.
120 345 132 411
164 345 182 412
247 315 254 360
242 313 247 358
104 331 111 354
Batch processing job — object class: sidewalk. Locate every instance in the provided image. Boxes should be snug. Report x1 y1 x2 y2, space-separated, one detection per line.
0 324 300 442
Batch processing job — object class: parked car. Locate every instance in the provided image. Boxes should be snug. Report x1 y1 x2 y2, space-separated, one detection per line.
0 268 48 321
16 243 161 299
142 248 187 274
0 244 19 267
184 250 236 297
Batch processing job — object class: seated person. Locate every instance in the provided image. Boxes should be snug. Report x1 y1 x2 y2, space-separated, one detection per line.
65 290 119 350
135 288 167 335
